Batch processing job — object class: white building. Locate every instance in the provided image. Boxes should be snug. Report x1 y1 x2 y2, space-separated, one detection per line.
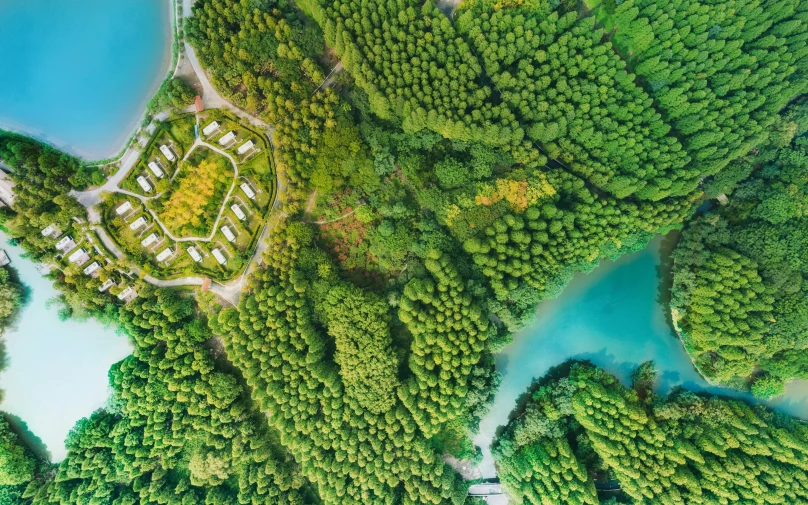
212 248 227 265
148 161 165 179
218 131 236 146
83 261 101 276
68 248 91 266
116 201 133 215
99 279 116 292
55 236 76 253
237 140 255 155
240 182 256 200
41 225 60 238
129 217 147 231
117 286 138 303
231 204 247 221
160 145 176 162
155 248 174 262
221 225 236 243
136 176 152 193
187 246 203 263
141 233 159 247
202 121 220 136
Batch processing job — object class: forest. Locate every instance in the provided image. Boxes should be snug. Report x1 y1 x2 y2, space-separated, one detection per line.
671 99 808 398
493 361 808 505
0 0 807 504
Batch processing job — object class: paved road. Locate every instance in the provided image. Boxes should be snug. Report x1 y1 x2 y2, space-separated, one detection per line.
467 483 508 505
66 0 270 306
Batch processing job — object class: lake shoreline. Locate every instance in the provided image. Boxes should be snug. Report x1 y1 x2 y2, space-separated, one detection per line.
0 235 133 463
0 0 174 162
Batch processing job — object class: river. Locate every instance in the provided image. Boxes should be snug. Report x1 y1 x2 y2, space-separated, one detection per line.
474 234 808 478
0 235 132 462
0 0 172 160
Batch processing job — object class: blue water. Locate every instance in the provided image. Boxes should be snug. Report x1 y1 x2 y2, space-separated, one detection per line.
0 235 132 462
0 0 171 159
475 235 808 477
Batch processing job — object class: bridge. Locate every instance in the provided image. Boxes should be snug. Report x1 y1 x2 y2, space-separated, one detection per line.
468 483 508 504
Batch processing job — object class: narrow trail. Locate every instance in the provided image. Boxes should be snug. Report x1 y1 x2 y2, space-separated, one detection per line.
305 208 355 225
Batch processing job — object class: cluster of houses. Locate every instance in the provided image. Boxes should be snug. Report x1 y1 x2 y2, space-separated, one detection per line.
41 223 139 302
116 200 226 267
137 144 176 193
203 120 257 156
117 201 176 266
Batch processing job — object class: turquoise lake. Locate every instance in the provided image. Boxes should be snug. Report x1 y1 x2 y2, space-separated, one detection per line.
0 235 132 462
475 235 808 478
0 0 171 160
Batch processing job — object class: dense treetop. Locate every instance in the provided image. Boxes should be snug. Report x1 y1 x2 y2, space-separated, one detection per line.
672 119 808 397
494 362 808 505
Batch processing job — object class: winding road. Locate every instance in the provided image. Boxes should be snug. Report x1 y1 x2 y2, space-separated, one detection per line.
65 0 277 306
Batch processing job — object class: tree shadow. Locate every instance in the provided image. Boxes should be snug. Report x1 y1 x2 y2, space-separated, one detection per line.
2 412 51 463
656 230 681 337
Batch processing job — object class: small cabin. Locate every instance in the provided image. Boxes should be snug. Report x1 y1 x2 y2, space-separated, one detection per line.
237 140 255 155
231 204 246 221
147 161 165 179
240 182 256 200
0 250 9 267
218 131 236 146
68 248 91 266
155 248 174 262
83 261 101 277
187 246 203 263
41 224 61 238
212 248 227 265
140 233 159 247
117 286 138 303
129 217 147 231
202 121 220 136
55 236 76 253
99 279 116 292
136 176 152 193
116 201 133 215
221 225 236 243
160 145 176 162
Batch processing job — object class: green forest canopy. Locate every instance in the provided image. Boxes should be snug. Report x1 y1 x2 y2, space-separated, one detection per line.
0 0 807 504
493 362 808 505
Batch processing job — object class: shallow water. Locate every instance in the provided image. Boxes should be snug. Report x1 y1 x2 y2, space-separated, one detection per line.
0 234 131 462
475 235 808 478
0 0 171 159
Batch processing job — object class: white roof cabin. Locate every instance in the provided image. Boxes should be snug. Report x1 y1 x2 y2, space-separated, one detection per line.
98 279 116 292
136 176 152 193
141 233 159 247
187 246 202 263
212 248 227 265
237 140 255 155
240 182 256 200
68 248 90 265
55 236 76 252
0 250 9 267
147 161 165 179
129 217 147 230
116 201 133 215
41 225 58 237
202 121 220 136
83 261 101 276
155 248 174 262
221 225 236 242
160 145 176 162
218 131 236 146
231 204 246 221
117 286 138 302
